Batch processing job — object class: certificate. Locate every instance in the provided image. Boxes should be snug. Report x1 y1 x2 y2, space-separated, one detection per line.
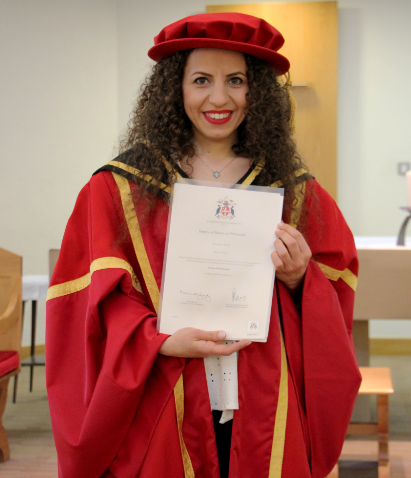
158 179 284 341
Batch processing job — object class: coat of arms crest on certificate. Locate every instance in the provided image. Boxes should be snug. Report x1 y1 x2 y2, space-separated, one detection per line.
216 197 236 219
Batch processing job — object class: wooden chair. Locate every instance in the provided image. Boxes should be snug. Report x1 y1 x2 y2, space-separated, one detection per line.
49 249 60 280
327 367 394 478
0 247 22 462
12 249 57 402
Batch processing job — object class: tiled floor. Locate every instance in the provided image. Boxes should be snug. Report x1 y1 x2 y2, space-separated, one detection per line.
338 355 411 478
2 367 57 476
1 355 411 477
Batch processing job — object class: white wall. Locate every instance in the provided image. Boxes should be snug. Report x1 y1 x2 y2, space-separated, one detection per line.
0 0 118 345
116 0 206 133
1 0 410 345
338 0 411 237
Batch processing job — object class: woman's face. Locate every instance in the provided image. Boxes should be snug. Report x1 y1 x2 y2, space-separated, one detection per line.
182 48 248 145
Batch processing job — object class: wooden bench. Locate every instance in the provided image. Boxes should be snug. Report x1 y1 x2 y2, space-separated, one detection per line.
327 367 394 478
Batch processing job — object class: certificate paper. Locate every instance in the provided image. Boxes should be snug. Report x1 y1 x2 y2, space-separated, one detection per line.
158 179 284 341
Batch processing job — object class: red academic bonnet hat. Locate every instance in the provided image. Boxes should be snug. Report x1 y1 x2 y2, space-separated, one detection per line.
148 12 290 75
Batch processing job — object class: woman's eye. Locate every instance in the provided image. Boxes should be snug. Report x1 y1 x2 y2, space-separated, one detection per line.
229 77 243 85
194 77 209 85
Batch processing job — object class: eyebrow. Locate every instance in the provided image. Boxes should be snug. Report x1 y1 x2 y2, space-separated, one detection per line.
190 71 247 77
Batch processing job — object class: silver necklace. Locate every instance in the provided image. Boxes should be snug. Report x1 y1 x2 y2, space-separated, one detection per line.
196 155 237 178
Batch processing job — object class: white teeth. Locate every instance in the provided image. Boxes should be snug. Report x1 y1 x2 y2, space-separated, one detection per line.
205 112 230 119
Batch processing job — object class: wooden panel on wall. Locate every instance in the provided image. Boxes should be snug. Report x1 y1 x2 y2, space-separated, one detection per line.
207 2 338 199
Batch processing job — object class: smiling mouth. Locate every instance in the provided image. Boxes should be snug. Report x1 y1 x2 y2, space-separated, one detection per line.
203 111 232 124
205 112 231 119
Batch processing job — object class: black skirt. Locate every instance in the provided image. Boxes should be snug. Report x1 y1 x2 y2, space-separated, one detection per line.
212 410 233 478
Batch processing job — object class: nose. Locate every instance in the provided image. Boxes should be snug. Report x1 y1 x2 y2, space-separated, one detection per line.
208 81 229 107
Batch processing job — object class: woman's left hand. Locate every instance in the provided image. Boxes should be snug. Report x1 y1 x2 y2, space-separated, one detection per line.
271 222 312 291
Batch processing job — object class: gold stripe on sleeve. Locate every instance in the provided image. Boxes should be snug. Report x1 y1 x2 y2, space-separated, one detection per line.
315 262 358 291
112 171 195 477
46 273 91 301
174 374 196 478
112 173 161 310
46 256 143 301
90 257 143 293
341 268 358 291
107 160 171 193
269 328 288 478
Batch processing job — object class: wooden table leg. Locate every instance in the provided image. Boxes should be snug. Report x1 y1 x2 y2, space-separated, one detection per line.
351 321 371 422
12 374 18 403
0 378 11 462
377 394 390 477
378 464 390 478
13 300 26 403
30 300 37 392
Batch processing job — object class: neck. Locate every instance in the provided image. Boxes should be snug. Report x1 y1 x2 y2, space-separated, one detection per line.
192 133 237 165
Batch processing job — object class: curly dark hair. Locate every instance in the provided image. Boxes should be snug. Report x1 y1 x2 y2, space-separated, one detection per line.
119 50 311 226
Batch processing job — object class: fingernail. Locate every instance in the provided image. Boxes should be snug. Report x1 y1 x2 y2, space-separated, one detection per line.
218 331 226 340
247 341 252 346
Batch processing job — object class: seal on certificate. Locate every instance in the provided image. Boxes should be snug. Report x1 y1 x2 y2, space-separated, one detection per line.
216 197 236 219
248 321 259 332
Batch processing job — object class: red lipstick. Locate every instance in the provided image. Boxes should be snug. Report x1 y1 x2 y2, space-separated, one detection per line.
203 111 232 125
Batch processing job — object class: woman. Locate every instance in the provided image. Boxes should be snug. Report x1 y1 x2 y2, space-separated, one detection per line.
46 12 361 478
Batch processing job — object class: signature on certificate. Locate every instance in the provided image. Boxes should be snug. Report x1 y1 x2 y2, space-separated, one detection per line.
180 290 211 302
232 288 247 302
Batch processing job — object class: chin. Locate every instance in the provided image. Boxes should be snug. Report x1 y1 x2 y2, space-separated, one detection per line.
207 133 236 142
203 127 238 140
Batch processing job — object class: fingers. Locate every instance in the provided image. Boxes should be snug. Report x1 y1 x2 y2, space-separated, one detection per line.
275 222 311 259
192 330 251 348
200 338 251 357
273 236 292 265
193 330 251 356
193 328 226 342
159 327 252 359
274 237 304 274
271 222 312 291
273 223 311 269
271 250 284 270
216 339 251 355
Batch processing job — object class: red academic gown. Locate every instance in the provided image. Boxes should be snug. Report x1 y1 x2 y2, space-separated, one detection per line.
46 163 361 478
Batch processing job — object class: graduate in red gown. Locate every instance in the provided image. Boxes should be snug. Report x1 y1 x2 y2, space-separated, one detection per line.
46 12 361 478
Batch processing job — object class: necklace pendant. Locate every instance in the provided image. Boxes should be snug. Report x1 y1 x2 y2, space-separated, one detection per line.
213 171 220 178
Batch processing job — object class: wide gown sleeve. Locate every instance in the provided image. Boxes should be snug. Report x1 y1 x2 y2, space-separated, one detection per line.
46 172 170 478
280 179 361 478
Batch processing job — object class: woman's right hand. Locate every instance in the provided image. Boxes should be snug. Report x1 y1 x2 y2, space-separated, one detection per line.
159 327 251 358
